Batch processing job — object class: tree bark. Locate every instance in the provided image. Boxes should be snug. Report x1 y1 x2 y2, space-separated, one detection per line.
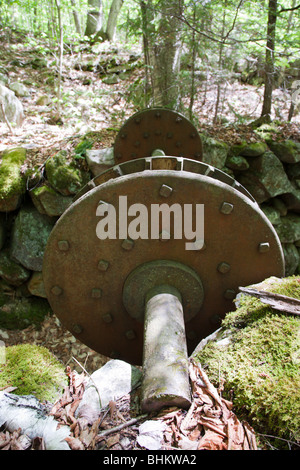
261 0 278 118
141 0 184 110
84 0 103 37
106 0 123 41
70 0 82 36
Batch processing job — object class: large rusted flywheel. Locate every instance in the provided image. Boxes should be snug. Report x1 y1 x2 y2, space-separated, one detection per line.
43 156 284 366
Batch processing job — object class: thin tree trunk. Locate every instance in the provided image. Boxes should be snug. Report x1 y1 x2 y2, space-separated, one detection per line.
145 0 184 110
54 0 63 116
261 0 278 118
106 0 123 41
70 0 82 35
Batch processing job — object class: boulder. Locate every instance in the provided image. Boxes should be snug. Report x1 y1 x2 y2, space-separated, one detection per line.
200 134 229 169
275 214 300 244
27 272 47 298
0 294 50 330
10 204 55 271
0 147 27 212
0 249 31 286
85 147 115 176
225 155 249 171
282 244 300 276
76 360 142 424
281 187 300 213
30 184 73 217
0 84 24 126
231 141 267 157
237 151 293 203
267 140 300 164
45 151 90 196
9 82 30 98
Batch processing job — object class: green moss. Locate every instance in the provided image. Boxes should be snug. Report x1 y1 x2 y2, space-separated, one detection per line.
0 148 26 200
194 276 300 446
45 150 90 195
0 344 68 402
74 138 93 159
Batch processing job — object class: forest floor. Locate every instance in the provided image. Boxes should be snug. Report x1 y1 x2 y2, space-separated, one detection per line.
0 29 299 451
0 27 299 160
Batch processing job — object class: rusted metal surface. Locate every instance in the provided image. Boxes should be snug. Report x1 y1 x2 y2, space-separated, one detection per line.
43 158 284 365
114 108 203 164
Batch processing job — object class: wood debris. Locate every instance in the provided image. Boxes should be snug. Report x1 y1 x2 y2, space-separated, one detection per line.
239 286 300 316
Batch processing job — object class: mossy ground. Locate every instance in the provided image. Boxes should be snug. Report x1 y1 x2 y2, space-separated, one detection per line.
193 276 300 448
0 344 68 402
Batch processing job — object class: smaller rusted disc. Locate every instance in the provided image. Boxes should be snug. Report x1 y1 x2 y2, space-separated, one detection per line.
114 108 203 164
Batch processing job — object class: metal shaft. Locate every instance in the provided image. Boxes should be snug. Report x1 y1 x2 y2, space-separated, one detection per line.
141 284 191 413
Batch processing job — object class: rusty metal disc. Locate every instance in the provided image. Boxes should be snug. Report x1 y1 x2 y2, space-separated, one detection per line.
43 158 284 365
114 108 203 164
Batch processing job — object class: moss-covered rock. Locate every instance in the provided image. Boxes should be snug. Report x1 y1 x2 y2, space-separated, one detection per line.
0 147 26 212
30 184 72 217
45 150 90 196
0 292 50 329
0 249 31 286
0 344 67 402
10 204 55 271
267 140 300 164
200 134 229 169
193 276 300 447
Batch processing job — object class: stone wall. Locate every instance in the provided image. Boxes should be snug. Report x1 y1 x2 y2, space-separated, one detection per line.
0 133 299 328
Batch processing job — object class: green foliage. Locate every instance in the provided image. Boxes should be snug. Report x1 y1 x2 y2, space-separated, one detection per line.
0 344 68 402
194 276 300 448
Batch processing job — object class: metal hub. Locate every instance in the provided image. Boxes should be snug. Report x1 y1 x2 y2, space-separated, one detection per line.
114 108 203 164
43 157 284 365
123 260 204 322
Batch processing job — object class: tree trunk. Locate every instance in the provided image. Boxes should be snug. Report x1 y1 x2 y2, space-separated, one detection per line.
70 0 82 35
261 0 278 118
141 0 184 110
84 0 103 37
106 0 123 41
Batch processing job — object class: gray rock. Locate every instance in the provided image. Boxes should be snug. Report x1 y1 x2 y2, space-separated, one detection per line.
0 84 24 126
85 147 115 176
281 187 300 213
200 134 229 169
30 184 73 217
225 155 249 171
10 204 55 271
76 359 142 424
9 82 30 98
239 141 267 157
275 214 300 244
261 204 281 225
237 151 293 203
282 244 300 276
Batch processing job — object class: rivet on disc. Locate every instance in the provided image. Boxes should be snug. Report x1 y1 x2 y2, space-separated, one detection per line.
72 324 83 334
155 112 161 118
159 184 173 198
91 288 102 298
116 153 122 160
167 132 173 138
125 330 136 340
190 133 196 139
259 242 270 253
176 141 182 148
102 313 113 323
176 117 182 123
122 239 134 250
143 132 150 138
224 289 236 300
134 141 140 147
98 259 109 272
135 117 141 124
51 286 63 296
217 262 231 274
121 133 127 139
58 240 69 251
220 202 234 214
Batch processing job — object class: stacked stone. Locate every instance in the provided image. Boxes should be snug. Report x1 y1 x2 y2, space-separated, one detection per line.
0 135 299 329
